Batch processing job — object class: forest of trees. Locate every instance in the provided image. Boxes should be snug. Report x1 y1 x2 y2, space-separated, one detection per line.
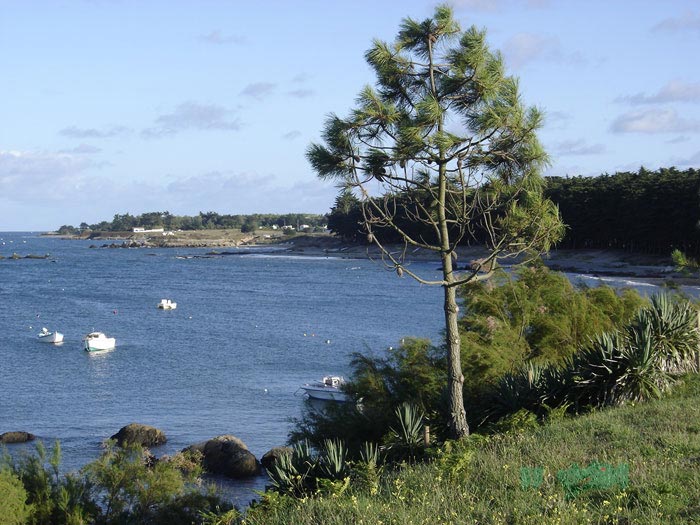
544 167 700 254
325 168 700 256
57 211 328 235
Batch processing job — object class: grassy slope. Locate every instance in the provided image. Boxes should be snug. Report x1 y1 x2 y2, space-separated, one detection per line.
244 375 700 525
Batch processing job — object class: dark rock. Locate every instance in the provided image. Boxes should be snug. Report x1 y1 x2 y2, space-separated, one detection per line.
110 423 167 448
261 446 292 470
184 435 261 478
1 431 36 443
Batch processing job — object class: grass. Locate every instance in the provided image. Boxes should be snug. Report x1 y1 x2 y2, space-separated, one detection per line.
243 374 700 524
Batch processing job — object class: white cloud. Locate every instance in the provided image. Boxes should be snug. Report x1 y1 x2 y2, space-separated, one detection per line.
0 149 102 201
551 139 606 156
673 150 700 167
142 101 241 138
198 30 246 45
652 11 700 34
240 82 277 100
617 80 700 105
58 143 102 154
503 33 585 69
288 89 314 99
59 125 130 139
282 130 302 140
610 108 700 134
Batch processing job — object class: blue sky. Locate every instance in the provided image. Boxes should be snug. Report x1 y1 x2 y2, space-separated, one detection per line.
1 0 699 231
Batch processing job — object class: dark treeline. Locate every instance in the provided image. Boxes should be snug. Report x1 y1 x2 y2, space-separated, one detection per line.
544 167 700 255
326 167 700 256
57 211 328 234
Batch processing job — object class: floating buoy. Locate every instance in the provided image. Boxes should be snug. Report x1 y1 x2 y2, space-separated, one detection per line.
326 339 331 344
113 310 117 314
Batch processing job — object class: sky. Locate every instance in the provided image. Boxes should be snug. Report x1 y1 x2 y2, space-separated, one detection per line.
1 0 699 231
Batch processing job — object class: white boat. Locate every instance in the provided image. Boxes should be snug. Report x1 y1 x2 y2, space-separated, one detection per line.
83 332 116 352
300 376 349 402
38 327 63 344
157 299 177 310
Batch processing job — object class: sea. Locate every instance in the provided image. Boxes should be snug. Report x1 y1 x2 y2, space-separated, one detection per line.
1 231 698 506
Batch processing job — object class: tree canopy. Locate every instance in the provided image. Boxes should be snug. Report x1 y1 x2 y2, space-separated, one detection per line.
307 5 563 438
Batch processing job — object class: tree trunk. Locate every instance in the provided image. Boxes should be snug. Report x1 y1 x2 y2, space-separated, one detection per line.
443 256 469 439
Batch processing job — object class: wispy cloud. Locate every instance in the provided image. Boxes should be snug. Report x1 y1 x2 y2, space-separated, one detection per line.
288 89 314 99
667 135 689 144
282 130 302 140
58 143 102 154
673 150 700 166
142 101 241 138
199 30 246 45
240 82 276 100
503 33 585 69
610 108 700 134
0 149 102 200
59 125 130 139
292 72 311 83
617 80 700 105
453 0 550 13
652 11 700 34
552 139 606 156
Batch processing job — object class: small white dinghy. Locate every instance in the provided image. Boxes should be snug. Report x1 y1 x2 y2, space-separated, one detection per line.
38 327 64 344
157 299 177 310
300 376 349 402
83 332 116 353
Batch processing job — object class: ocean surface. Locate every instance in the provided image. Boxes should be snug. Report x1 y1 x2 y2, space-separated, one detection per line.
2 232 698 505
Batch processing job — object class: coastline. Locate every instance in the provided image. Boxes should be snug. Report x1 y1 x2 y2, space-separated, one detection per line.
47 230 699 285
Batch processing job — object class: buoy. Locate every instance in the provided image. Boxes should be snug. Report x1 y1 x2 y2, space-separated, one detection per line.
113 310 117 314
326 339 331 344
303 333 307 337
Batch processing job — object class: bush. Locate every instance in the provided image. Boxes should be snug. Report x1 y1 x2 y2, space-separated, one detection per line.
0 468 31 525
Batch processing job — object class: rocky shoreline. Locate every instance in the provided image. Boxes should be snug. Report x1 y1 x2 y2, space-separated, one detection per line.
47 231 699 284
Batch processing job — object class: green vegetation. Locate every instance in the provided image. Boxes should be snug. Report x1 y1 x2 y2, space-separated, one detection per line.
545 167 700 255
307 2 563 439
1 441 236 525
245 374 700 525
56 211 327 233
326 167 700 258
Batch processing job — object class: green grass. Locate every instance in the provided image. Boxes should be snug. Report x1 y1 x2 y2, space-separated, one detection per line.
244 374 700 525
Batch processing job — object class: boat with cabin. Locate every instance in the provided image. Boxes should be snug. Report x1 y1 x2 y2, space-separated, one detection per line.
83 332 116 352
300 376 349 402
157 299 177 310
38 327 63 344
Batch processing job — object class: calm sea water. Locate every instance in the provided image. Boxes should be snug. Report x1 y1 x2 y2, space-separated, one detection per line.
2 232 698 504
0 232 445 503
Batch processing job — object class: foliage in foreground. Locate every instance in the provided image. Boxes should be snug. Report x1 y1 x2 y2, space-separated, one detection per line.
246 374 700 525
292 267 650 448
0 441 237 525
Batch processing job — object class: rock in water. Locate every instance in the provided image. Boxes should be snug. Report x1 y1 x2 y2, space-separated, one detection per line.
261 446 292 470
0 431 36 443
110 423 167 447
185 435 260 478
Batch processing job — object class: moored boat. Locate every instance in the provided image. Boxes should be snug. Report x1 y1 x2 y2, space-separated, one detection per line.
83 332 116 352
300 376 349 402
38 327 63 344
157 299 177 310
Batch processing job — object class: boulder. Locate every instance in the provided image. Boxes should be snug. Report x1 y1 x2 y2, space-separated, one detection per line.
110 423 167 448
185 435 260 478
0 431 36 444
261 446 292 470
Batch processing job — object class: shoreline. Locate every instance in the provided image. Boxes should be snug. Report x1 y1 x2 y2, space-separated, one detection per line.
45 231 699 285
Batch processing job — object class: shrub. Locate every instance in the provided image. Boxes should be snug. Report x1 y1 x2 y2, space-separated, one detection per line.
0 468 31 525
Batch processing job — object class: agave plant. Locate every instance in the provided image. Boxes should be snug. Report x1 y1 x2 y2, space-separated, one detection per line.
319 438 350 481
615 322 673 403
266 441 317 498
629 294 699 374
385 402 426 462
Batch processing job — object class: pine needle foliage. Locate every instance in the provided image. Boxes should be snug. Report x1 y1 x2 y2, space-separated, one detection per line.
307 3 564 439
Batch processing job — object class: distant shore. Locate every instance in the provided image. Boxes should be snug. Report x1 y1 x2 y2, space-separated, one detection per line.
45 229 698 285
